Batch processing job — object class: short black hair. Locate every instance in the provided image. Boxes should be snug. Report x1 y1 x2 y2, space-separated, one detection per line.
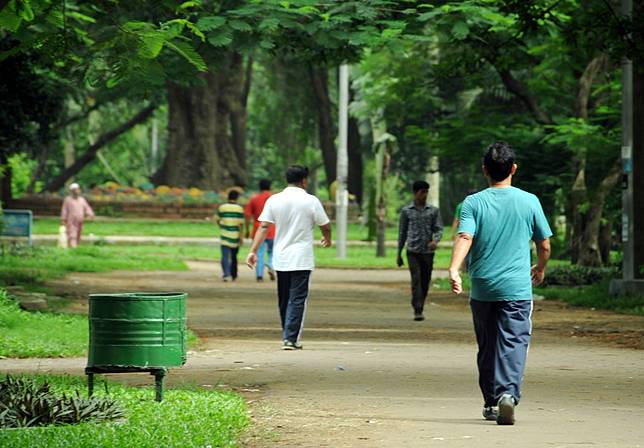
228 190 240 201
259 179 271 190
483 141 515 182
285 165 309 184
412 180 430 193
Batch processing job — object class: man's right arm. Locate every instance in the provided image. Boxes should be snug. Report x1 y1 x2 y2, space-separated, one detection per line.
448 233 473 294
531 238 551 285
61 198 68 224
246 222 270 269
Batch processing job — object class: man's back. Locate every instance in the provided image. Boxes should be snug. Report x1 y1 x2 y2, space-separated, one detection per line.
260 187 329 271
218 202 244 248
246 191 275 239
459 186 551 301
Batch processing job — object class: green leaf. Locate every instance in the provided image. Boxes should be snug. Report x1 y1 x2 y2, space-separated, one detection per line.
451 21 469 40
16 0 34 22
381 28 403 39
177 1 199 11
417 9 441 22
138 32 165 59
229 19 252 32
0 1 23 32
207 30 233 47
196 16 226 32
296 5 320 14
66 11 96 24
259 18 280 31
165 40 207 71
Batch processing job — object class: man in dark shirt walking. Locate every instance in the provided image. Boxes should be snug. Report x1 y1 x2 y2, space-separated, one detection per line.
397 180 444 321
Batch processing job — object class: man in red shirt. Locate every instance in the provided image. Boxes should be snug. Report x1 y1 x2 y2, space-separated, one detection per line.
245 179 276 281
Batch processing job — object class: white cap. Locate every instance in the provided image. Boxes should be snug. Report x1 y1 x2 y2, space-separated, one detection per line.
69 183 80 191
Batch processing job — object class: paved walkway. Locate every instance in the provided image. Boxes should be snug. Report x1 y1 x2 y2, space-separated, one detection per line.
1 262 642 447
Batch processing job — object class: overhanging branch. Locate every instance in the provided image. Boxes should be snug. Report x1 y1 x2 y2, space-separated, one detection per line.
42 104 157 192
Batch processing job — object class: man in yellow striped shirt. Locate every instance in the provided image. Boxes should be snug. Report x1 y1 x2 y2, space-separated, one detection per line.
217 190 245 282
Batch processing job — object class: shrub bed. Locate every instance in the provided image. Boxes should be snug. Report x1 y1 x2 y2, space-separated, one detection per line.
0 375 249 448
543 265 619 287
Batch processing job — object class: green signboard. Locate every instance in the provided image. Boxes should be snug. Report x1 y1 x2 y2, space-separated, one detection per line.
1 209 33 246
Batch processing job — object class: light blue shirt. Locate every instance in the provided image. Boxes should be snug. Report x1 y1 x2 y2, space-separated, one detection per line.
458 186 553 301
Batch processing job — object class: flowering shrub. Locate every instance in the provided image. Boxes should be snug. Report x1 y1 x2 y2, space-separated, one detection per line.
70 183 237 205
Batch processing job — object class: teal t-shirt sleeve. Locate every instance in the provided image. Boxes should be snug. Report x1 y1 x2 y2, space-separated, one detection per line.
532 197 553 241
457 197 476 236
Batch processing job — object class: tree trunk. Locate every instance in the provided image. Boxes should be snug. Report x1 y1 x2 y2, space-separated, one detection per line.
154 53 249 190
371 111 393 258
229 54 253 178
43 104 156 192
0 149 12 205
633 20 644 278
577 161 622 267
27 142 52 193
599 219 612 265
348 114 363 204
309 64 337 187
569 157 587 264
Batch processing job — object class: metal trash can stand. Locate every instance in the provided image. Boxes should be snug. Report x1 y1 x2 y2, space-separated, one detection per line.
86 292 187 402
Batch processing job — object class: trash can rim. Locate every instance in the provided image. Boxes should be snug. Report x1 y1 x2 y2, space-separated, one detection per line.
89 292 186 300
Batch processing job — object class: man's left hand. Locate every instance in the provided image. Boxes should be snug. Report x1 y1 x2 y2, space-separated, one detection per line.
428 241 438 251
321 236 332 247
531 265 545 286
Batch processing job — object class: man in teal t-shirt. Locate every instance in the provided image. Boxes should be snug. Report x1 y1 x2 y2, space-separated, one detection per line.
449 141 552 426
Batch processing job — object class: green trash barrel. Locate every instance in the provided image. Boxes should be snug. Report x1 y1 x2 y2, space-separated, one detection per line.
87 292 187 368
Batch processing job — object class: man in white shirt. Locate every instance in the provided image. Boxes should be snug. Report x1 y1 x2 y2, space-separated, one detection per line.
246 165 332 350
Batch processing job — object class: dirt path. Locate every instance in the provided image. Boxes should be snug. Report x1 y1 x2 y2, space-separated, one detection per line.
2 262 643 447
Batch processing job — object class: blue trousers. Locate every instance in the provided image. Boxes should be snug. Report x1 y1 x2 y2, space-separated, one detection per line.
276 270 311 343
470 299 533 406
220 245 239 280
256 239 274 279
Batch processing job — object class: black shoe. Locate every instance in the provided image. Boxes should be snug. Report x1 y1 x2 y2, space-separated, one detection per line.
256 277 263 282
496 394 515 425
482 406 498 421
414 312 425 321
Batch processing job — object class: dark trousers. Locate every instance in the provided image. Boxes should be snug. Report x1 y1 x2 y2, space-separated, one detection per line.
276 270 311 343
470 299 533 406
220 246 239 279
407 251 435 313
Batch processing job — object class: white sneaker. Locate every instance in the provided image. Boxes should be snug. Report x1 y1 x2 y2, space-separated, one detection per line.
282 340 303 350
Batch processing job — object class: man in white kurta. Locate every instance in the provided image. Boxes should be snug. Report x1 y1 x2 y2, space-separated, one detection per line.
61 183 94 248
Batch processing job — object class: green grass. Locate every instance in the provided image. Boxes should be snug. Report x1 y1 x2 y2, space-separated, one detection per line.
34 216 452 241
0 289 199 357
0 246 187 285
0 290 87 357
2 240 562 287
0 374 248 448
535 281 644 316
34 217 219 238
